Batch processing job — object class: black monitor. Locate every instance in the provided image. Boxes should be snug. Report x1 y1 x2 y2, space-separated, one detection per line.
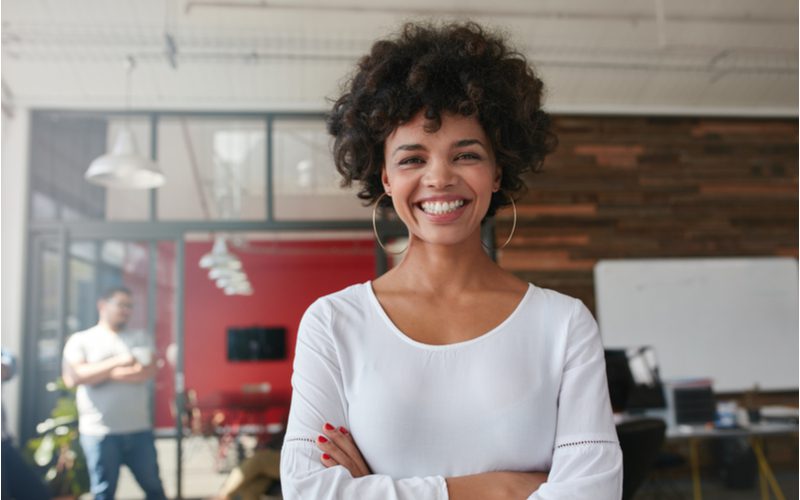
227 326 286 362
605 346 667 413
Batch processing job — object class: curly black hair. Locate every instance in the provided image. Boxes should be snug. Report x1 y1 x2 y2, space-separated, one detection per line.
327 21 557 217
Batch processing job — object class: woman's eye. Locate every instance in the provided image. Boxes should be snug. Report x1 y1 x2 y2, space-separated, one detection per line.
398 157 424 166
455 152 480 161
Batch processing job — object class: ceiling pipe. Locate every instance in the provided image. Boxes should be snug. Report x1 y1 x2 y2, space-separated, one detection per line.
183 0 797 26
5 45 794 76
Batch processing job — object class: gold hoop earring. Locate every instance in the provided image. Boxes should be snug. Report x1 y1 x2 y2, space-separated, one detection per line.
496 197 517 250
372 193 409 255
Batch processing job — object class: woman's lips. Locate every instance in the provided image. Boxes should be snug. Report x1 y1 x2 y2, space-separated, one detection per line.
415 199 471 222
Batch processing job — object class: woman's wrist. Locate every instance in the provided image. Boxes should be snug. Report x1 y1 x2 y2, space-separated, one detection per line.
446 473 510 500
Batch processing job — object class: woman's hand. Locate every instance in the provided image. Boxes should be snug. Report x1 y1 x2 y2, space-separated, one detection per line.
316 422 372 478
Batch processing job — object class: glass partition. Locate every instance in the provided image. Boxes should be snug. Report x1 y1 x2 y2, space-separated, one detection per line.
273 118 371 220
23 236 63 440
25 237 178 435
157 117 267 221
70 239 178 433
28 113 107 222
29 111 378 223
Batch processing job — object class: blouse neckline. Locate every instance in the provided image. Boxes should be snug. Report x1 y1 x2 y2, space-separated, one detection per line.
364 281 535 351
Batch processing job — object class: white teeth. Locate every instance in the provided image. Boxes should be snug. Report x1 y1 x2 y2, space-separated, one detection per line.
420 199 465 215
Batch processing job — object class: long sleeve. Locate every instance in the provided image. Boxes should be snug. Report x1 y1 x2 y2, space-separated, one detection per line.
529 300 623 499
280 298 449 500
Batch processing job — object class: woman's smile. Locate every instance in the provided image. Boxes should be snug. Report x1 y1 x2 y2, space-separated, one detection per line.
415 196 471 221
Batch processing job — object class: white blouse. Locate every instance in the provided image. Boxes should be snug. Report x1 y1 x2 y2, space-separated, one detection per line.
280 282 622 499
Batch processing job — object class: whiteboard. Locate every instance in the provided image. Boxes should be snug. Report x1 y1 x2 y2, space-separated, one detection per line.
594 257 799 392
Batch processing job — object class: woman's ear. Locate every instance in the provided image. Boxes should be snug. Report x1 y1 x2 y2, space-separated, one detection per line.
493 167 502 192
381 165 391 196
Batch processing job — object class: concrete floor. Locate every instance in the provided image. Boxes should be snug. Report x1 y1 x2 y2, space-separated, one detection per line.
115 435 240 500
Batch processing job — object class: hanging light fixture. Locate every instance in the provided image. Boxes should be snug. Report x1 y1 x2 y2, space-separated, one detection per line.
209 267 245 282
224 282 253 296
199 235 253 296
199 235 242 270
85 56 165 189
215 272 248 289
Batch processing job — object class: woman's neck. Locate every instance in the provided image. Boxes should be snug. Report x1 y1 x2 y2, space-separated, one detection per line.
383 231 502 295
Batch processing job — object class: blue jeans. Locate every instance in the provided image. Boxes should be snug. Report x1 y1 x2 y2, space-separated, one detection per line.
79 430 167 500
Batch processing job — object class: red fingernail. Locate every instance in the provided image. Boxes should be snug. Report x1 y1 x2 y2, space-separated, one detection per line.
322 453 331 460
339 426 348 434
318 435 328 443
324 423 335 431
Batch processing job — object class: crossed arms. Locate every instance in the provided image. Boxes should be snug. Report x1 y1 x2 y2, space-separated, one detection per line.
62 353 157 388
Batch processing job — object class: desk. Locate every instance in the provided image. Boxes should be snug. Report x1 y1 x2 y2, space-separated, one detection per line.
666 422 798 500
197 391 291 426
192 390 291 471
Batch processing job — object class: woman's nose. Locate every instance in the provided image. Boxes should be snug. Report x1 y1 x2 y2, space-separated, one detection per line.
423 157 457 188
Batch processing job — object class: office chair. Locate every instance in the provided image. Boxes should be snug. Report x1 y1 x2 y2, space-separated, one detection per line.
616 417 667 500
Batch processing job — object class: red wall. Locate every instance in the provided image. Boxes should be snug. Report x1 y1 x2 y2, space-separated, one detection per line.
153 239 375 429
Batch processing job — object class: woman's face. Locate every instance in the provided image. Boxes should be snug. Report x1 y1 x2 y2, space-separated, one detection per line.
382 111 500 248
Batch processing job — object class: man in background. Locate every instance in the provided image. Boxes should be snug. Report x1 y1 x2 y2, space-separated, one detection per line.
62 286 166 500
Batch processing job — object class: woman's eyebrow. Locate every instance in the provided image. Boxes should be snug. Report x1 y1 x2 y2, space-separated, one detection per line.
453 139 485 149
391 139 485 157
391 143 426 157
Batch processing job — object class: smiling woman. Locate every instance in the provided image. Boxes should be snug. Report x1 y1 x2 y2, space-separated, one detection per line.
280 21 623 500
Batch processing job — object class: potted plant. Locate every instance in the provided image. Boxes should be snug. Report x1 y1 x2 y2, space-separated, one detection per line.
25 378 90 500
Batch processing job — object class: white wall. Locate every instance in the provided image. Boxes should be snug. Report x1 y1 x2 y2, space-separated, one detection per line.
1 108 30 438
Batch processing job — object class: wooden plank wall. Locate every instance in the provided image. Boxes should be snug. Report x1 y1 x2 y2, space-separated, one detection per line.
496 115 798 312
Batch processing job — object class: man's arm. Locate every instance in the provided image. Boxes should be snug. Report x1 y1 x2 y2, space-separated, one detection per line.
62 353 135 388
109 361 158 383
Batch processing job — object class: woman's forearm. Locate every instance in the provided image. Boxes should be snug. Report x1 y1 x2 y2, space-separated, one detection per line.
315 421 548 500
447 471 548 500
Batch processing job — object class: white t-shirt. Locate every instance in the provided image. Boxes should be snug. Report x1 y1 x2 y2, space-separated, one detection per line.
62 325 153 436
280 282 623 499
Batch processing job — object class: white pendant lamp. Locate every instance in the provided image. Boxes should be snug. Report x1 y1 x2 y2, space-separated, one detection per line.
200 235 253 295
224 282 254 296
85 129 165 189
215 272 248 289
85 55 165 189
200 236 242 270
